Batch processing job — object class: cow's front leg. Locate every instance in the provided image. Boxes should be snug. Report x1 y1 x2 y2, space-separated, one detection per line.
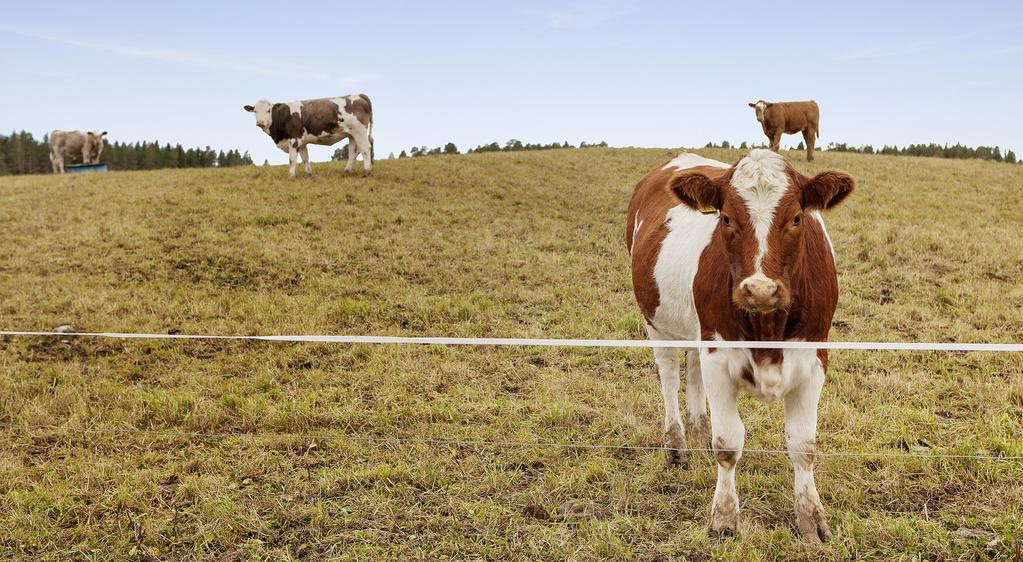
300 145 312 175
288 143 299 178
702 350 744 537
785 359 831 542
770 131 782 153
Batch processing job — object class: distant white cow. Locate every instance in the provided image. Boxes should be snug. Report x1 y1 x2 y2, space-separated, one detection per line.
244 94 373 177
50 130 107 173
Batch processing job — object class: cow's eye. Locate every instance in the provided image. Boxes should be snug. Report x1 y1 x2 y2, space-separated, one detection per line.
721 215 732 227
792 214 802 226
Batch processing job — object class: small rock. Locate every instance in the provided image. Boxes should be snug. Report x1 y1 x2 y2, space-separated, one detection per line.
556 500 606 520
54 324 75 333
955 526 995 541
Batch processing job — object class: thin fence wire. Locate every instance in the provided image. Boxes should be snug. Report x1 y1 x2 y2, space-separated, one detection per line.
4 423 1021 462
2 330 1023 352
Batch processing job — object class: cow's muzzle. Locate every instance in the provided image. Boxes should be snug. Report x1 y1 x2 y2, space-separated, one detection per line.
735 276 789 313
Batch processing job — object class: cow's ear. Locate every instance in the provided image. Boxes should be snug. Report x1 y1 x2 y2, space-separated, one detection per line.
802 171 855 210
101 131 107 136
243 105 255 112
765 102 774 108
668 171 723 213
748 102 756 108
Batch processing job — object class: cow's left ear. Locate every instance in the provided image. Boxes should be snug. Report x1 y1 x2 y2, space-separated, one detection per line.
748 102 756 108
101 131 107 136
243 105 255 112
801 171 855 211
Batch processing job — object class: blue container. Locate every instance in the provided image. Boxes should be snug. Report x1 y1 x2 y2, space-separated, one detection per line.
66 164 108 174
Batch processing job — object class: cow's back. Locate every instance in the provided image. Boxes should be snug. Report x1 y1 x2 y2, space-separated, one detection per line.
768 101 819 134
627 153 729 334
50 130 86 153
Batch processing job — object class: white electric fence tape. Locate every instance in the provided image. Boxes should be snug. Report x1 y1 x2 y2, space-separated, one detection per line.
3 330 1021 462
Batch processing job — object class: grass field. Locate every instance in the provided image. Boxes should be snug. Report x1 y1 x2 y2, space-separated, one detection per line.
0 147 1021 560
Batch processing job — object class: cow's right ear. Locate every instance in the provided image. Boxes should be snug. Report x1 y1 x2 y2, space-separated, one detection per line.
668 171 722 213
748 102 756 108
243 105 255 112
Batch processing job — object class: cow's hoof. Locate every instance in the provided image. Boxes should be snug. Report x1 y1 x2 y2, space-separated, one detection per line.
710 495 739 538
708 525 738 540
807 156 815 162
664 423 687 468
795 496 831 543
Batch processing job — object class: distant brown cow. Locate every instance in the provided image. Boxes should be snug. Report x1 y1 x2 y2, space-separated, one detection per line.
748 100 819 161
50 130 107 173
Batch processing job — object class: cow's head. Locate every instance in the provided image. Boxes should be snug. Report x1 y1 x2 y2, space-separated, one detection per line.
86 131 107 161
748 100 770 123
668 149 854 313
243 99 273 130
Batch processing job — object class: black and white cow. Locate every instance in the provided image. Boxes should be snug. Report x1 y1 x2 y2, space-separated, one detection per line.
244 94 373 176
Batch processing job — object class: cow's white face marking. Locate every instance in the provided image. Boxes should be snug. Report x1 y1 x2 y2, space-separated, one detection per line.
251 99 273 131
729 149 789 278
752 101 768 122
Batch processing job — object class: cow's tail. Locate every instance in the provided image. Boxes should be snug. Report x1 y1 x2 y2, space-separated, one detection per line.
368 119 374 162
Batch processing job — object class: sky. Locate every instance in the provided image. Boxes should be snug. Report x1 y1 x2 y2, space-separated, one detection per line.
2 1 1021 165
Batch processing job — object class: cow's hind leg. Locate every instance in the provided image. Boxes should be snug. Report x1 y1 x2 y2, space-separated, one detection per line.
300 145 312 175
702 350 744 537
354 130 372 175
288 142 299 178
684 349 710 447
646 325 686 468
785 360 831 542
344 138 357 174
802 128 816 161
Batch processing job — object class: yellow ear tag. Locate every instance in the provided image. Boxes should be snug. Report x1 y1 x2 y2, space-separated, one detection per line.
698 205 718 215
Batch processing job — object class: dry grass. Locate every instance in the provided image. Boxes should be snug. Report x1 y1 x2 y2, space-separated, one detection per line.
0 147 1021 560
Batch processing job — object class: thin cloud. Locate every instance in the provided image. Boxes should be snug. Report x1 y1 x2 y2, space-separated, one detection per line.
0 24 380 85
537 6 628 29
832 21 1023 62
833 43 932 61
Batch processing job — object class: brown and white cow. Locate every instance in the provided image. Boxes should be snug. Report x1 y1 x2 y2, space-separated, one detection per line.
244 94 373 177
626 149 854 541
49 130 107 173
749 100 819 161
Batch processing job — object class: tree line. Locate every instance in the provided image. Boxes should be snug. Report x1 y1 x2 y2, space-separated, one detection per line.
333 139 610 160
824 142 1017 163
0 130 253 175
702 139 1018 164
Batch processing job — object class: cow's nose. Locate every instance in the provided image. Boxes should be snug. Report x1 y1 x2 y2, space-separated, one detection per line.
740 277 780 307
